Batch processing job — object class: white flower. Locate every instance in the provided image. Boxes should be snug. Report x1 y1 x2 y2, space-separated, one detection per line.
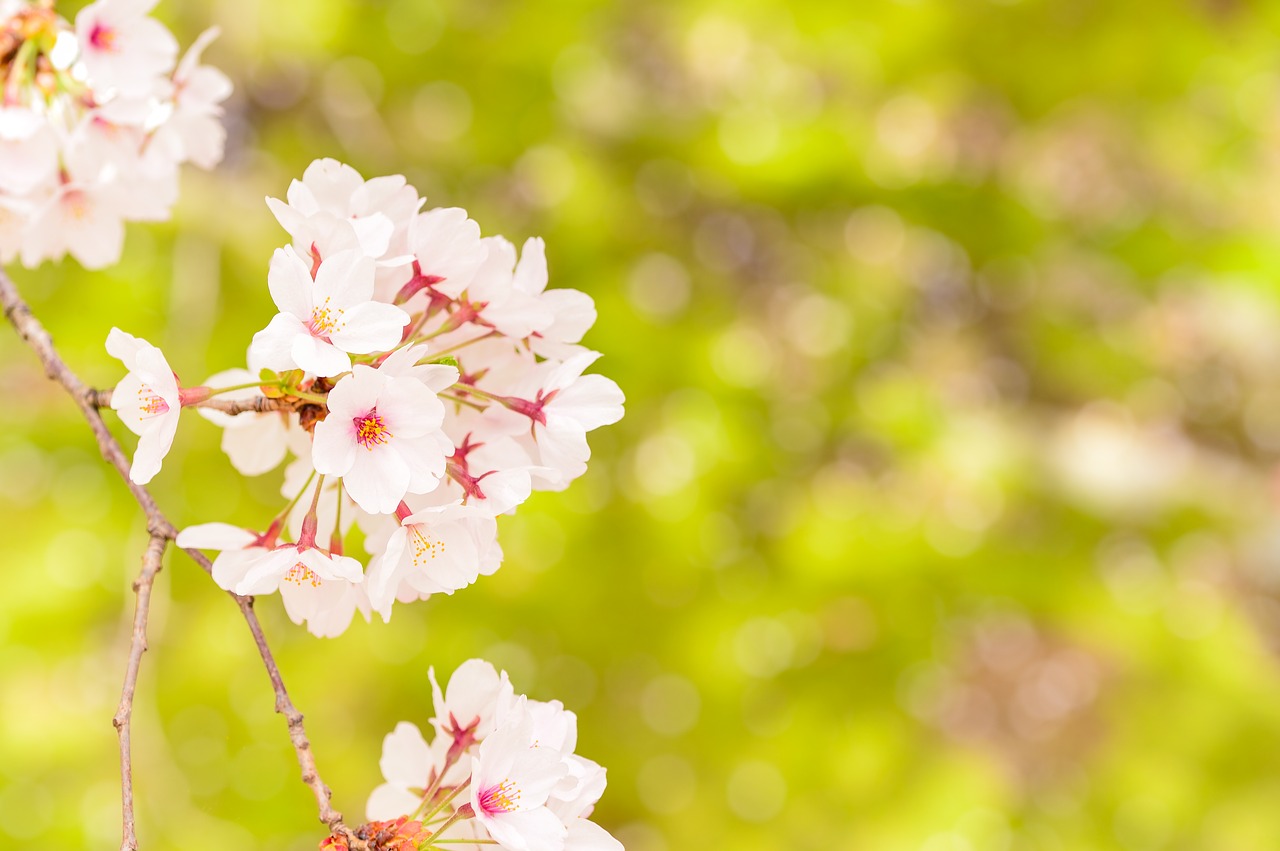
365 502 503 620
430 659 515 745
0 108 59 197
177 519 367 638
22 181 127 270
175 521 274 591
74 0 178 96
461 236 556 340
311 361 452 514
387 206 487 303
483 351 625 490
106 327 181 484
267 158 421 264
507 237 598 360
366 721 469 821
196 368 295 476
146 27 232 170
249 246 410 377
469 710 569 851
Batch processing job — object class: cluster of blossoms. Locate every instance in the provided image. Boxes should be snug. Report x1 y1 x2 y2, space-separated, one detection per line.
107 158 623 637
320 659 620 851
0 0 229 268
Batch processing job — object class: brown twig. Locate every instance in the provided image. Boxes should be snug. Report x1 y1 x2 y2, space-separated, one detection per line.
113 532 167 851
89 387 296 415
0 268 365 849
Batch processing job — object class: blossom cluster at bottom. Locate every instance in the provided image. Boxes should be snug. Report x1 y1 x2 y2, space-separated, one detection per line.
322 659 621 851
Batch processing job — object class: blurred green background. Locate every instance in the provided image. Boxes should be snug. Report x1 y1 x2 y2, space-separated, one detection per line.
8 0 1280 848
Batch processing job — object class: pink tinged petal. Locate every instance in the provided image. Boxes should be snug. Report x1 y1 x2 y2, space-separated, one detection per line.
538 289 597 345
111 373 150 436
532 427 590 489
329 301 410 354
465 236 517 304
410 207 486 296
365 783 423 822
379 721 433 789
513 237 548 296
249 312 310 372
564 819 623 851
105 327 147 368
300 548 365 583
399 433 450 494
314 248 375 306
221 416 289 476
351 174 413 217
132 346 179 401
377 376 445 437
366 532 408 621
348 213 394 258
343 446 412 515
332 365 387 415
0 109 58 196
129 408 179 483
285 179 319 216
306 580 367 637
482 808 567 851
279 578 322 626
302 158 364 210
435 659 507 737
419 364 460 393
236 549 295 595
545 351 602 393
267 246 314 317
504 744 572 807
175 522 256 551
266 196 311 242
549 756 605 819
548 375 625 432
291 334 351 377
311 424 358 480
209 549 267 593
376 342 429 377
66 197 125 270
474 469 533 516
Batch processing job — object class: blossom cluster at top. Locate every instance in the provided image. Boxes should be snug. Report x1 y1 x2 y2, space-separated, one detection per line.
0 0 230 268
109 158 624 636
321 659 621 851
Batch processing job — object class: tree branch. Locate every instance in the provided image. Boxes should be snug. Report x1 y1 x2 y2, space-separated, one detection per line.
113 532 168 851
0 268 364 849
89 387 297 415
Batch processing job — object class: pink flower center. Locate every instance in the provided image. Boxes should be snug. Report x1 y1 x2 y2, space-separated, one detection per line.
477 779 522 815
354 410 392 449
137 385 170 418
88 23 117 51
308 298 341 338
61 189 92 222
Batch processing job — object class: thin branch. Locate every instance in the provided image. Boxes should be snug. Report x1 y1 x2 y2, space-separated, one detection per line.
0 268 365 849
89 387 297 416
113 532 168 851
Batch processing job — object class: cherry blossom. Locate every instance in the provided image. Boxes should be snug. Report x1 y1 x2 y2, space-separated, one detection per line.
250 247 409 377
106 328 183 485
361 661 621 851
138 160 622 636
0 1 229 268
311 360 451 513
75 0 178 96
470 711 569 851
